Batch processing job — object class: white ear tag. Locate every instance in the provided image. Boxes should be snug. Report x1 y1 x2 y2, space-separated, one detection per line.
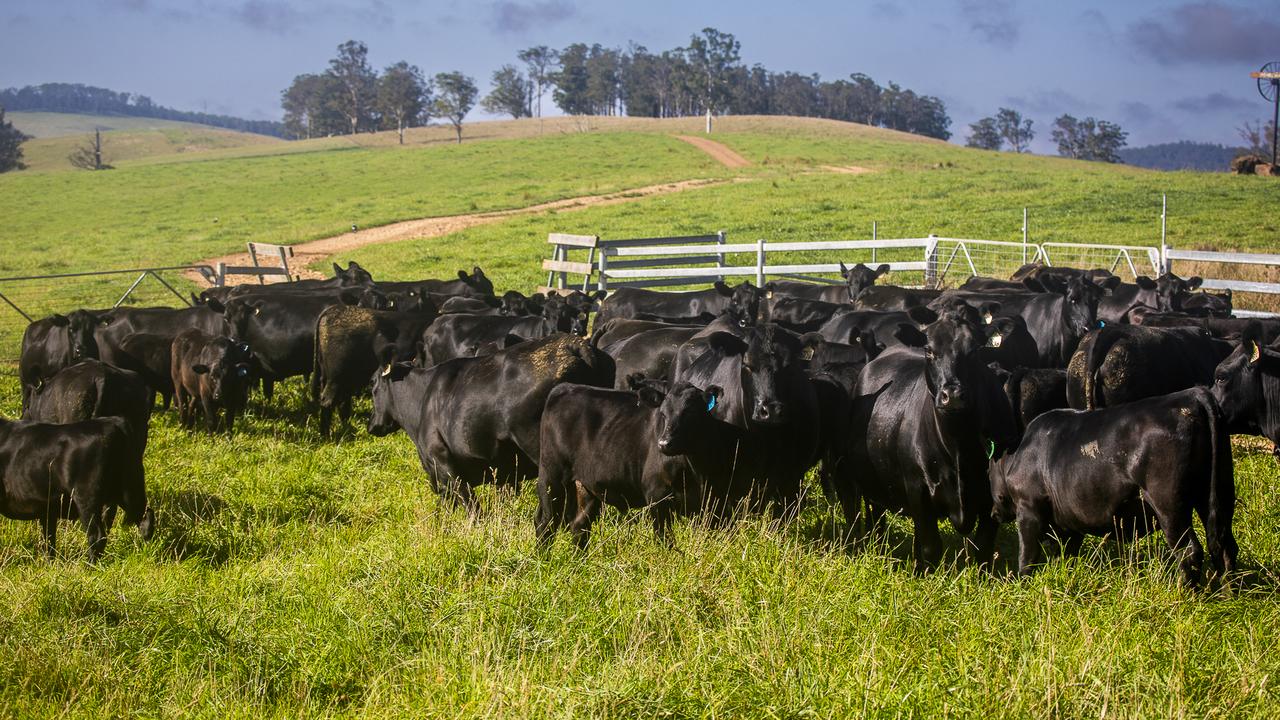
988 333 1003 348
982 312 993 324
380 364 393 377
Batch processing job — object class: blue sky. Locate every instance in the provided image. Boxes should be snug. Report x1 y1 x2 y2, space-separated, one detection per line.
3 1 1278 151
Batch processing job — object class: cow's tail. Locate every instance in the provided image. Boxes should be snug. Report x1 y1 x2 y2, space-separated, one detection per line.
310 314 325 404
1202 391 1238 575
1080 326 1125 410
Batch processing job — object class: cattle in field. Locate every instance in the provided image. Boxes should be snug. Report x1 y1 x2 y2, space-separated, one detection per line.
1094 272 1203 324
1209 324 1280 445
536 378 728 548
838 304 1019 571
217 294 345 400
0 416 153 562
590 318 701 349
1181 289 1233 318
377 266 495 298
766 262 891 304
1066 325 1231 410
816 306 938 347
199 262 375 304
19 310 102 412
990 387 1235 585
23 359 154 449
114 333 177 408
1009 264 1115 286
311 304 438 438
594 281 762 326
171 330 257 433
600 325 702 388
367 334 615 513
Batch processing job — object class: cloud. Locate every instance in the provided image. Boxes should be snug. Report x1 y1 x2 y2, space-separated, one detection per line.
1120 101 1157 125
959 0 1020 48
488 0 576 34
230 1 302 34
1004 89 1098 117
1171 92 1255 114
1127 2 1280 65
871 2 903 20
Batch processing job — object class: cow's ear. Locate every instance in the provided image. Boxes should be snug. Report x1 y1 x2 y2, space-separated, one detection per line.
636 384 665 408
1242 322 1265 366
839 261 850 278
1037 274 1067 294
707 331 748 356
1136 276 1157 290
978 302 1000 325
333 263 343 275
799 332 823 360
906 306 937 326
458 270 470 282
894 323 928 348
987 361 1010 381
1186 276 1203 290
1101 276 1122 292
857 330 885 359
704 385 724 411
472 266 485 277
713 280 733 297
986 318 1016 348
591 290 607 302
192 364 210 375
49 314 69 327
874 263 890 277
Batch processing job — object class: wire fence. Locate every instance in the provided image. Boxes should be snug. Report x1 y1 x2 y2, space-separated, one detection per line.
0 266 212 364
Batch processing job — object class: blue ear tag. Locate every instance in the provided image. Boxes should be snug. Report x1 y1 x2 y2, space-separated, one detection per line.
707 395 717 412
236 366 249 378
1098 320 1106 328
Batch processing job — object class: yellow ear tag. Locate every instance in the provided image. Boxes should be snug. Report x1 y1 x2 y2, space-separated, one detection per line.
801 346 815 360
380 364 393 377
1250 342 1262 363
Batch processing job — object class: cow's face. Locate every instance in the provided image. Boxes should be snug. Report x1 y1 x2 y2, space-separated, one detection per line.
1212 327 1280 437
1156 272 1202 312
194 341 254 404
640 380 723 455
544 299 587 335
715 281 762 324
737 324 801 425
368 362 413 436
334 261 374 286
842 262 890 299
1062 276 1109 335
901 304 988 413
59 310 101 363
459 266 495 296
221 300 261 340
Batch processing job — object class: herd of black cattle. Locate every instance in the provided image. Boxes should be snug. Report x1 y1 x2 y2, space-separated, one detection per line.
8 258 1280 585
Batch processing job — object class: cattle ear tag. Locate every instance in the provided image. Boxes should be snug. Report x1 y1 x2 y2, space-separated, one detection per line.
1250 341 1262 364
707 395 717 412
253 306 261 315
380 364 393 377
982 312 993 325
987 333 1003 348
801 346 815 360
986 439 996 460
766 290 774 299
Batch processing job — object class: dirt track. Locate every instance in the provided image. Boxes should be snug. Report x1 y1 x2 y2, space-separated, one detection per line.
192 178 732 284
674 135 752 168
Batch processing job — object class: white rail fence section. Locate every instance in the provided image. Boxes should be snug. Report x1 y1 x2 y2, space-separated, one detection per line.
215 242 297 286
542 232 1280 316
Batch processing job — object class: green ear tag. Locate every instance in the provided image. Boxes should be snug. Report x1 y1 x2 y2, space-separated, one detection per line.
986 439 996 460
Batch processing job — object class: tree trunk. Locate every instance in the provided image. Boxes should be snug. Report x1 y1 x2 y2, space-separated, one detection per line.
398 118 404 145
454 122 462 144
94 129 102 170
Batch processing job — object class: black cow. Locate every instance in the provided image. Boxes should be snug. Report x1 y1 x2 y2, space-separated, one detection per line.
439 294 508 316
19 310 102 411
311 304 438 438
0 416 153 561
1209 325 1280 444
671 323 820 517
420 298 586 366
766 262 890 303
850 284 942 311
535 378 727 548
1067 325 1231 410
988 366 1069 435
200 262 375 304
377 266 494 298
817 306 938 347
367 334 615 512
1010 263 1115 285
115 333 176 408
590 319 701 349
838 304 1018 571
92 304 230 373
601 325 703 388
990 387 1235 584
1181 289 1233 318
768 297 851 333
595 281 762 326
219 294 341 400
171 330 256 433
1097 273 1203 324
24 359 154 451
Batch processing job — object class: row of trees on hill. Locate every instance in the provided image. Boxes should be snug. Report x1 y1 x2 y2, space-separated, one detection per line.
281 41 477 143
0 83 286 137
285 30 953 142
965 108 1129 162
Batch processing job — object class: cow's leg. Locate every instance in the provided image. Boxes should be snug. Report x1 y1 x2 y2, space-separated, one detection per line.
202 397 218 433
1157 509 1204 587
162 391 172 411
225 409 236 436
1015 512 1044 577
101 505 118 532
318 403 333 439
40 505 59 559
81 506 108 563
338 398 352 433
649 500 675 547
964 513 999 569
1060 530 1085 558
569 482 602 550
262 378 275 403
912 516 944 574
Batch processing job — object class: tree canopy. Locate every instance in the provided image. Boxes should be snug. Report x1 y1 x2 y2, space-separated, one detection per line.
434 72 478 143
1051 115 1128 163
0 107 31 173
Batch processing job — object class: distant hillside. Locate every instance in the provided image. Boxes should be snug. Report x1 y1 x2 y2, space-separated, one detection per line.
0 83 285 137
1118 141 1242 172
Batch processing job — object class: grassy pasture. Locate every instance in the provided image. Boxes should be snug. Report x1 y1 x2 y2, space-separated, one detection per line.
2 117 1280 716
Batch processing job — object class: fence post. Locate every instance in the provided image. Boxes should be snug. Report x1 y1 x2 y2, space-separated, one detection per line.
216 262 227 287
1022 207 1028 265
1160 194 1169 273
596 247 609 292
924 234 939 289
756 239 766 287
716 230 726 282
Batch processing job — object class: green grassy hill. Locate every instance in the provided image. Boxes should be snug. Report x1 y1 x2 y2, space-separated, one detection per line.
2 116 1280 717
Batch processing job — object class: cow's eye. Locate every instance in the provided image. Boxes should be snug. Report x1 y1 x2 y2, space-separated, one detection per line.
925 348 935 359
1215 375 1226 384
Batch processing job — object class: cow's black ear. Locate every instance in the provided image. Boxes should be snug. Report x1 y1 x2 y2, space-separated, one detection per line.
874 263 890 277
704 385 724 410
1038 274 1067 294
1020 278 1046 293
333 263 343 276
635 384 664 408
987 361 1010 381
1101 276 1122 292
472 266 484 277
591 290 607 302
49 314 70 327
986 318 1015 348
894 323 928 347
858 330 886 359
839 262 850 278
1136 276 1157 290
458 270 470 282
906 306 937 326
713 280 732 296
192 364 210 375
799 332 823 360
978 302 1001 325
1187 276 1203 290
707 331 748 356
